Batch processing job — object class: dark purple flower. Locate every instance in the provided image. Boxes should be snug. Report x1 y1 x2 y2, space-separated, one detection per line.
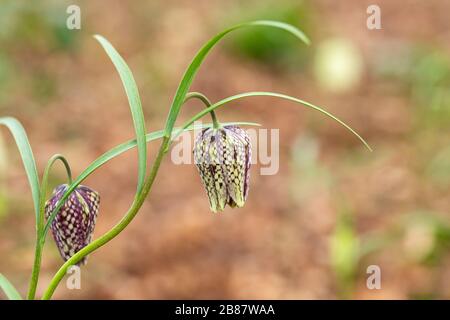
45 184 100 264
193 125 251 212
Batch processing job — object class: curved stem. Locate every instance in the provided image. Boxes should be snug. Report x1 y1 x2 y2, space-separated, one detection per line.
41 123 256 241
38 22 311 298
41 138 170 300
184 92 220 129
41 89 372 298
39 122 258 298
27 154 72 300
41 119 258 298
175 92 372 152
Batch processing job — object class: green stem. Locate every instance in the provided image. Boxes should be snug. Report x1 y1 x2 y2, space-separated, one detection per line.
184 92 220 129
41 137 170 300
27 154 72 300
41 93 222 299
176 92 373 152
27 237 44 300
41 89 372 298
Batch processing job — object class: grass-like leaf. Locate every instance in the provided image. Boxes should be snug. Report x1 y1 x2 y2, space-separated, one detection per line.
163 20 310 137
0 273 22 300
177 92 372 151
0 117 40 224
43 122 259 236
94 35 148 194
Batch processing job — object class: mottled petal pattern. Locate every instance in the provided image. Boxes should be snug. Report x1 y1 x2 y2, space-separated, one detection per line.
45 184 100 265
193 125 251 213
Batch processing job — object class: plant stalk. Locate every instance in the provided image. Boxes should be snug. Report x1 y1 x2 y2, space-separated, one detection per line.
27 154 72 299
41 137 170 300
184 92 220 129
27 238 44 299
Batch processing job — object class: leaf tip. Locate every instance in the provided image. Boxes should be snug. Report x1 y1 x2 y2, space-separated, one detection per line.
93 34 107 45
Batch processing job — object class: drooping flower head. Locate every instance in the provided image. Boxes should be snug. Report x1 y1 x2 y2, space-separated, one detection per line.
193 125 251 212
45 184 100 264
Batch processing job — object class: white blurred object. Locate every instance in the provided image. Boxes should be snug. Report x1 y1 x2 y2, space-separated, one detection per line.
314 38 364 93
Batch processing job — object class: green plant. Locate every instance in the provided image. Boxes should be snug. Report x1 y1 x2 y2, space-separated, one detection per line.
226 1 313 71
0 20 371 300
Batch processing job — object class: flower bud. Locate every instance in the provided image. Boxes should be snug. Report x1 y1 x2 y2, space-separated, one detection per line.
193 125 251 212
45 184 100 264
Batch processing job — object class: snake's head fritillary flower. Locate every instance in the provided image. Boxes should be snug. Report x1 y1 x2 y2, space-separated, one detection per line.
193 125 251 213
45 184 100 265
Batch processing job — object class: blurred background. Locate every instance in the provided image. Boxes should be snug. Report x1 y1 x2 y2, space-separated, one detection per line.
0 0 449 299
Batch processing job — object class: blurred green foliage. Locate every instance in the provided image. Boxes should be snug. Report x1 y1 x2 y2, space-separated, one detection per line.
412 51 450 130
374 45 450 198
425 146 450 189
375 46 450 130
226 0 313 71
30 70 58 104
0 1 79 51
408 50 450 194
0 1 82 107
0 54 14 104
329 208 450 298
329 203 397 298
330 209 359 298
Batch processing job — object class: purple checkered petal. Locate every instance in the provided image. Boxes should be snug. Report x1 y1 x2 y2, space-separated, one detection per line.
193 125 252 213
45 184 100 265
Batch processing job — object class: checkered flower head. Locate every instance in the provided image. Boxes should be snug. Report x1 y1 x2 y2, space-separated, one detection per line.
45 184 100 265
193 125 251 213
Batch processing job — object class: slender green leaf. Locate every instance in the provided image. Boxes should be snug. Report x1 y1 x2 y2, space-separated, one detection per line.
0 117 40 223
0 273 22 300
163 20 310 136
94 35 147 193
43 121 259 236
177 92 372 151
